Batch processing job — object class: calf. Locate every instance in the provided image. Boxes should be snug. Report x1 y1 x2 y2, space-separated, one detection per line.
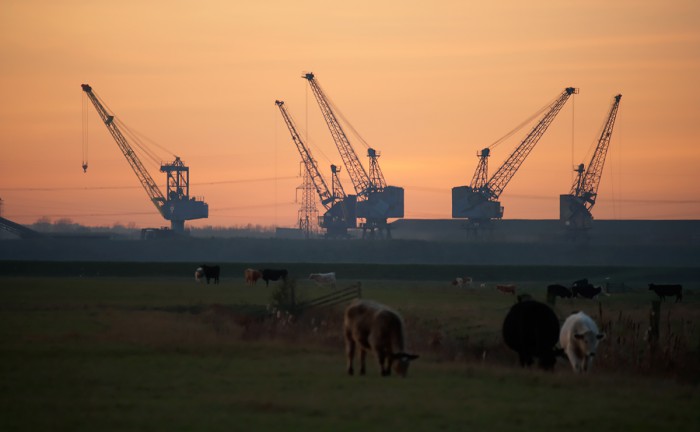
344 299 419 377
496 284 517 295
196 265 220 284
648 284 682 302
244 268 262 286
502 300 561 370
560 311 605 373
547 284 573 299
309 272 336 288
261 268 288 287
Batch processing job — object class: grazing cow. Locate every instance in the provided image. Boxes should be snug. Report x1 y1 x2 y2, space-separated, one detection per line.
572 284 602 299
547 284 573 299
244 268 262 286
452 277 472 288
560 311 605 373
502 300 561 370
309 272 337 288
648 284 683 302
343 299 419 377
496 284 517 295
196 265 220 284
261 268 288 287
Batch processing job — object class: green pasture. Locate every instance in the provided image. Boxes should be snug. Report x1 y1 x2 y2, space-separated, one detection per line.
1 270 699 431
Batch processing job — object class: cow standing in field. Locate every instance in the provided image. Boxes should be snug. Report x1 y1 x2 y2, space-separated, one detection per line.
496 284 517 295
572 284 602 299
502 300 561 370
648 284 683 302
244 268 262 286
452 277 472 288
195 265 220 284
547 284 573 299
309 272 336 288
343 299 419 377
560 311 605 373
261 268 288 287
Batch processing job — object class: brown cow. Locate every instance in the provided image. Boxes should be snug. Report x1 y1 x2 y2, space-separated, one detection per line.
244 268 262 285
496 284 517 295
343 299 419 377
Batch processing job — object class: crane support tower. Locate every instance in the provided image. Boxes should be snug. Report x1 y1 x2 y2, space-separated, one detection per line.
297 166 319 239
452 87 578 222
275 100 356 238
81 84 208 234
560 94 622 231
302 72 403 238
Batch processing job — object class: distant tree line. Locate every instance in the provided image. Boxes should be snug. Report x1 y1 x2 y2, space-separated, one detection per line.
20 217 276 239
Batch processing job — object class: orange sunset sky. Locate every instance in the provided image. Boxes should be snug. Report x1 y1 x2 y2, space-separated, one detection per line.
1 0 699 229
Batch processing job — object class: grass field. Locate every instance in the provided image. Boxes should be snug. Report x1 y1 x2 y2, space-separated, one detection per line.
1 267 699 431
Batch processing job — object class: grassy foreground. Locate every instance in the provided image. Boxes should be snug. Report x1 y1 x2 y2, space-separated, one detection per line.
1 275 699 431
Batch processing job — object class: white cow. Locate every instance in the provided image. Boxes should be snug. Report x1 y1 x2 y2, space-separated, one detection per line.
309 272 336 288
451 277 473 288
559 311 605 373
195 267 204 283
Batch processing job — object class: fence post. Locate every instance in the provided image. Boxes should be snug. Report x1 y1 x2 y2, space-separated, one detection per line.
291 281 296 310
648 300 660 348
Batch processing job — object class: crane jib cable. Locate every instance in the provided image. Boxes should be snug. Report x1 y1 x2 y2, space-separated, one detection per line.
91 90 177 167
82 92 89 172
487 93 562 151
326 92 372 151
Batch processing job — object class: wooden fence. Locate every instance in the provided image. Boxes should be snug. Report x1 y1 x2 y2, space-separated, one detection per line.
299 282 362 311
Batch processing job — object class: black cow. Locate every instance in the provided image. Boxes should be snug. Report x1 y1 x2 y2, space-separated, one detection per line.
572 284 602 299
571 279 602 299
261 268 288 287
196 265 220 284
572 278 589 289
502 300 562 370
547 284 573 299
649 284 683 302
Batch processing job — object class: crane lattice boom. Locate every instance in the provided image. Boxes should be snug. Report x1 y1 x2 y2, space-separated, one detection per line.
303 73 374 197
81 84 166 215
275 100 344 209
485 87 578 200
571 94 622 209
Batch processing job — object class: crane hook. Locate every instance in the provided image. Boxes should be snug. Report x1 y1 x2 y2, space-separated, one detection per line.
82 162 88 173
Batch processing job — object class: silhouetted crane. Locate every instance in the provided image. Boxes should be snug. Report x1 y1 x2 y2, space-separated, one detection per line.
303 72 403 238
453 87 578 224
560 94 622 231
276 100 356 237
81 84 208 234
